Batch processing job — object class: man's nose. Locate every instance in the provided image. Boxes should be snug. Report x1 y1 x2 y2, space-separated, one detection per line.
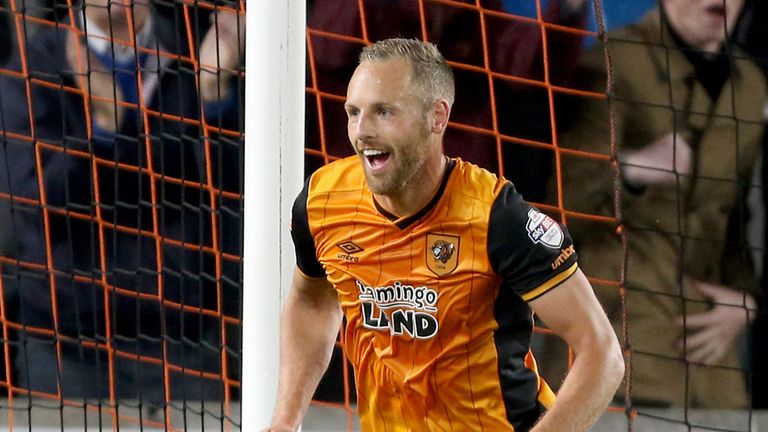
355 111 375 141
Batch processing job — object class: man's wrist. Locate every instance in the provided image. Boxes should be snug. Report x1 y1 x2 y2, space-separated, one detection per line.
269 408 304 432
265 424 297 432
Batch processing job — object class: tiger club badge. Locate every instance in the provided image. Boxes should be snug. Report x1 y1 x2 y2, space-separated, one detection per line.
426 233 459 276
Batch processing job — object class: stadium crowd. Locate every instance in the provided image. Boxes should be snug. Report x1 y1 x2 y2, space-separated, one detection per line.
3 0 768 428
0 0 244 418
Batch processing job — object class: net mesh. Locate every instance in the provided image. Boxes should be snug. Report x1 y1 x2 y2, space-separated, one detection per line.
0 0 761 430
306 0 761 431
0 0 243 429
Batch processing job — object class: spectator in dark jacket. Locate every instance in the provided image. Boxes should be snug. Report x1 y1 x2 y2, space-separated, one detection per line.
0 0 243 407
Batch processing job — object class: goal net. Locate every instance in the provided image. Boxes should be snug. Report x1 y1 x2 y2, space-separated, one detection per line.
305 0 763 431
0 0 243 430
0 0 763 430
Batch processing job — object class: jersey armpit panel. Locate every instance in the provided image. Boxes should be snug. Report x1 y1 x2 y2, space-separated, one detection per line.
290 177 326 278
488 182 579 302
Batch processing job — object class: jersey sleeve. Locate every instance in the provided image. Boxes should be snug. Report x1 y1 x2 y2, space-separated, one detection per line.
488 182 578 302
290 178 326 278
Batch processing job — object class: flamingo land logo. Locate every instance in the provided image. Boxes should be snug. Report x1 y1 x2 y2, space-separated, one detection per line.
426 233 459 276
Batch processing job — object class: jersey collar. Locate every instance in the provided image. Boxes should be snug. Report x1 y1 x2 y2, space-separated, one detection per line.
374 158 456 230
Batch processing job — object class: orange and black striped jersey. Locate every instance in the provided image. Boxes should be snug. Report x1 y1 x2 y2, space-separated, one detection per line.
291 156 579 432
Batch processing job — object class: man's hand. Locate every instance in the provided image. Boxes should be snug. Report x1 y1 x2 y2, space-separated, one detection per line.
66 32 124 133
674 280 756 365
621 132 693 188
199 8 245 103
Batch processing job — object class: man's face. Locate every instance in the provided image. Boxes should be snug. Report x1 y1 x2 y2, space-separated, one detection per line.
84 0 151 39
345 57 433 196
662 0 744 53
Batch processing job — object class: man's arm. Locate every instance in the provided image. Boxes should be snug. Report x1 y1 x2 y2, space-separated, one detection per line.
529 268 624 432
267 268 342 432
199 7 244 103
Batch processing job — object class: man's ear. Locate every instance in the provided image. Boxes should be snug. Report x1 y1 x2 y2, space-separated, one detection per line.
430 99 451 134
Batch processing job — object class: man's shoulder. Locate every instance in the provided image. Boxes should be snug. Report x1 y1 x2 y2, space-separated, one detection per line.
0 27 73 133
307 156 365 196
18 25 69 71
450 158 507 204
732 46 768 98
585 10 661 69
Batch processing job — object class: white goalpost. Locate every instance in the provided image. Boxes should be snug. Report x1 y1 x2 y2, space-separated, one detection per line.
243 0 306 429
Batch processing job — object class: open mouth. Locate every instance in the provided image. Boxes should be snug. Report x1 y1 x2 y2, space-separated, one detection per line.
362 149 391 170
706 4 726 18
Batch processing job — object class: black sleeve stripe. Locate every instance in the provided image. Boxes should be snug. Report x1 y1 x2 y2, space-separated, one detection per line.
521 262 578 302
290 177 325 278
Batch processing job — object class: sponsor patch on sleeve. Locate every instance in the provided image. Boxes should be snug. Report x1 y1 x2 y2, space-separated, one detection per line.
525 209 564 249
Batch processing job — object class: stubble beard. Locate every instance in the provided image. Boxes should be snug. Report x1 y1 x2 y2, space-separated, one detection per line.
364 116 433 196
365 145 429 197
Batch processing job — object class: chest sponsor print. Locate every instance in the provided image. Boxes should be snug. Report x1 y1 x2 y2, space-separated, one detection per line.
526 209 563 249
357 280 439 339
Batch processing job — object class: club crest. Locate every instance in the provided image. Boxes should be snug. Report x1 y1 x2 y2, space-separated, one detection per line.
426 233 459 276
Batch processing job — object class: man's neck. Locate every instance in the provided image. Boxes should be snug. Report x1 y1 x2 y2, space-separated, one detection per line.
373 154 448 218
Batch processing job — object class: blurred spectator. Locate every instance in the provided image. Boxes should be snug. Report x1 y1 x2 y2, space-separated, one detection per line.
1 0 84 66
0 0 242 407
307 0 588 203
547 0 764 408
735 0 768 409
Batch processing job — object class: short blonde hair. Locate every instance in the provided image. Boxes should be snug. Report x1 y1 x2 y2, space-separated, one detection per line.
360 38 455 107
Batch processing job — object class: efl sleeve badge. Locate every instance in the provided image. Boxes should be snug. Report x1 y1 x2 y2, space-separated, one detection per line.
525 209 564 249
